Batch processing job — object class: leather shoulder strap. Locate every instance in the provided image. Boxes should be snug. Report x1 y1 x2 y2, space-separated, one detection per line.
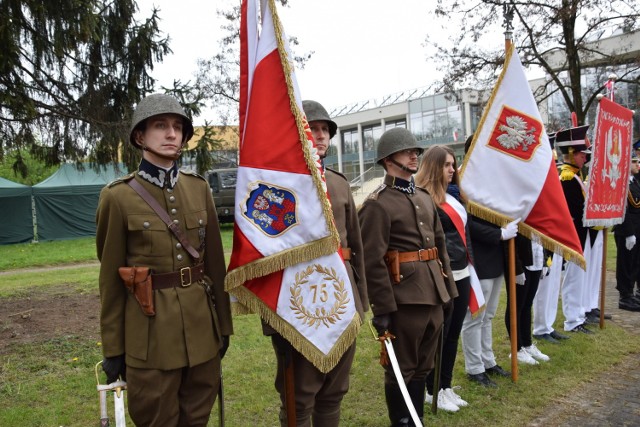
128 179 200 260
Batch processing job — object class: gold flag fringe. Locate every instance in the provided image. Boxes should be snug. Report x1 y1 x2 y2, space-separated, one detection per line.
268 0 341 251
467 201 586 270
232 285 362 373
231 300 253 316
225 235 338 291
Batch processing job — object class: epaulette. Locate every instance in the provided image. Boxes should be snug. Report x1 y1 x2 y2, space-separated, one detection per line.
366 183 387 201
180 169 207 182
326 167 347 181
559 164 577 182
107 172 135 188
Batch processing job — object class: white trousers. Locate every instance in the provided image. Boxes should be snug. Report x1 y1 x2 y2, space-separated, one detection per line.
532 252 563 336
562 233 591 331
584 230 603 312
461 275 503 375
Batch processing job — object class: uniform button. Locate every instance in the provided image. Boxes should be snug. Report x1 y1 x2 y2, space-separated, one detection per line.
176 243 182 249
415 205 420 209
171 208 177 215
400 274 404 279
426 237 430 242
199 219 204 225
169 196 176 202
177 254 183 261
143 221 150 229
173 219 179 224
420 222 424 225
167 188 173 193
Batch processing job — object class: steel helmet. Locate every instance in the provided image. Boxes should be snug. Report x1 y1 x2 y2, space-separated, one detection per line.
129 93 194 148
302 100 337 138
376 127 423 164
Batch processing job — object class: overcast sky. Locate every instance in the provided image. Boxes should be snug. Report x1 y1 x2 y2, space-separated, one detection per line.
135 0 507 125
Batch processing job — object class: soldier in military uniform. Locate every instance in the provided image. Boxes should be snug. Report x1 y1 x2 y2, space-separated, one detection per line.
267 100 368 427
614 152 640 311
96 93 233 426
359 128 456 426
556 125 596 334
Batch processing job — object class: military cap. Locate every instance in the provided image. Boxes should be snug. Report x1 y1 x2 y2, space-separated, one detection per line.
556 125 591 154
376 128 424 164
302 100 338 139
129 93 194 148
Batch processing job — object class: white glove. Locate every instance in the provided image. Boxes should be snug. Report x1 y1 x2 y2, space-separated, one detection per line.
625 235 636 251
500 218 521 240
515 273 526 285
542 266 549 277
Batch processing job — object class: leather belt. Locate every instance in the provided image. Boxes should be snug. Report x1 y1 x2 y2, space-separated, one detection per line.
341 247 352 261
152 263 205 290
397 248 439 263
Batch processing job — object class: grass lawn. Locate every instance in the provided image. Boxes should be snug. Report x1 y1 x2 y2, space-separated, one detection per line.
1 230 639 426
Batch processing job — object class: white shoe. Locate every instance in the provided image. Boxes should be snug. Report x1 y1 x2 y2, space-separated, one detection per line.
510 349 539 365
525 343 550 362
443 387 468 407
435 389 460 412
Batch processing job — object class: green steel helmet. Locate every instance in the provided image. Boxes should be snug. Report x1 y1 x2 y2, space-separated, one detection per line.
302 100 337 138
376 127 423 164
129 93 194 148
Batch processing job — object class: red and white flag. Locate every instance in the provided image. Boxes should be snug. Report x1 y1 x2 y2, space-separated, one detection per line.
460 45 584 267
225 0 360 372
584 97 633 227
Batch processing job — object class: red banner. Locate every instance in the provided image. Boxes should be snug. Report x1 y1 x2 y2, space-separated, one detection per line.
584 97 634 226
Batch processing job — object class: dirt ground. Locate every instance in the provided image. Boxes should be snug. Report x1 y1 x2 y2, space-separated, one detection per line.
0 285 101 355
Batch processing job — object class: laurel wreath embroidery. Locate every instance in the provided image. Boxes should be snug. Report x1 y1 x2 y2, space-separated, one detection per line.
290 264 349 329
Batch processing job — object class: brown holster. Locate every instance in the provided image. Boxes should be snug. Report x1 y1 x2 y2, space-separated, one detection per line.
384 248 441 284
118 266 155 316
384 250 401 284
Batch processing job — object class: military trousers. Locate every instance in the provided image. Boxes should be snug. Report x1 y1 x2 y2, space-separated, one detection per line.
126 357 220 427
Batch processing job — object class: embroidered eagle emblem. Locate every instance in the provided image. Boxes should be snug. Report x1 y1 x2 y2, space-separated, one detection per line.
487 105 543 161
497 115 537 151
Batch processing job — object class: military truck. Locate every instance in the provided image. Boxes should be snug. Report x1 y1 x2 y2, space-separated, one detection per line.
206 168 237 223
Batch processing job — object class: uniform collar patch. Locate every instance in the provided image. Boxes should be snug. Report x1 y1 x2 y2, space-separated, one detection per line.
138 158 179 189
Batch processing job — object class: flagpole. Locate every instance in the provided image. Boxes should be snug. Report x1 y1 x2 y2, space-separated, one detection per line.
503 2 519 383
598 74 616 329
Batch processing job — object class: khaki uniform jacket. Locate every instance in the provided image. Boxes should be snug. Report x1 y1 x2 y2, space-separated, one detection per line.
326 168 368 317
96 171 233 370
358 175 457 316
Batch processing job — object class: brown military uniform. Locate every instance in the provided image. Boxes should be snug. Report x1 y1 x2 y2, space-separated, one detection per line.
272 167 367 427
358 174 456 384
96 161 233 426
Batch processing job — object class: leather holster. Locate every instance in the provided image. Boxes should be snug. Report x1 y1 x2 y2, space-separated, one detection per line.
118 266 155 316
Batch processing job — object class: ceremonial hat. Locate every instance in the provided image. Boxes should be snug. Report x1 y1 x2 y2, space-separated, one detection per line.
555 125 591 155
633 139 640 151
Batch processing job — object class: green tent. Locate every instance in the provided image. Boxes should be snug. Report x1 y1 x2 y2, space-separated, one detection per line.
0 177 33 244
32 163 126 241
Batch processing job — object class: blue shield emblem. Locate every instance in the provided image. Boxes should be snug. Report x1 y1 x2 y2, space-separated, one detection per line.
244 183 297 236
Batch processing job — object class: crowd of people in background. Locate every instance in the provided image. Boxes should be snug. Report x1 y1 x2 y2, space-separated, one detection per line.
97 94 640 427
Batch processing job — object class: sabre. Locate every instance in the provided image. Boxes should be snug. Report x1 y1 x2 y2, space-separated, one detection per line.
95 361 127 427
384 338 423 427
369 322 422 427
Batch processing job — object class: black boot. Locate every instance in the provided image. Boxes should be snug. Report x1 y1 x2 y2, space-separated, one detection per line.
407 379 425 425
385 383 410 427
619 296 640 312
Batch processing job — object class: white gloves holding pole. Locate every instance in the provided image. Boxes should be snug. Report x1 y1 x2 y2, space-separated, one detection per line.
501 218 521 241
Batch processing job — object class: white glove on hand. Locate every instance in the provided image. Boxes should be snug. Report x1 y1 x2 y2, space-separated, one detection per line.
625 235 636 251
501 218 521 240
542 266 549 277
515 273 526 285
